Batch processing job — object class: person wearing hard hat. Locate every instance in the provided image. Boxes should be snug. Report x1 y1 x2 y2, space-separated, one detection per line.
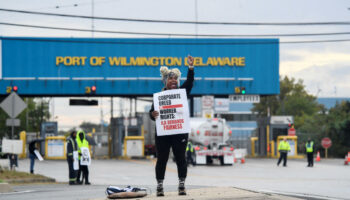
305 138 314 167
277 137 291 167
149 55 194 197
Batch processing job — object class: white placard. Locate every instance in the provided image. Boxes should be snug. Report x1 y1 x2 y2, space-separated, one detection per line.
1 139 23 154
47 140 64 157
202 95 214 109
34 149 44 161
80 147 91 166
270 116 293 125
153 89 190 136
73 151 79 170
229 95 260 103
215 98 229 112
126 140 143 157
287 140 295 156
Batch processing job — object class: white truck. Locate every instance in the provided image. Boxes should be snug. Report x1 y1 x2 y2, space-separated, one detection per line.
189 118 235 165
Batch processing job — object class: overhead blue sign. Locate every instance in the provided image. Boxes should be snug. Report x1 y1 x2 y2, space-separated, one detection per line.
0 37 279 96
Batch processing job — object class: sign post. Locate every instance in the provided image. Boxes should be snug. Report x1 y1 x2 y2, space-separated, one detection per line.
321 137 332 158
0 92 27 138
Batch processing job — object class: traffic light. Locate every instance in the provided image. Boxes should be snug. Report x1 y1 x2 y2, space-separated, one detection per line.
13 86 18 92
235 86 246 94
241 87 246 94
6 86 18 93
91 85 96 94
85 85 96 94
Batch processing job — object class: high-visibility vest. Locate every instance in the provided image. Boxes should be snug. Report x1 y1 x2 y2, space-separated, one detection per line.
278 141 291 151
186 142 194 152
76 131 89 159
305 141 314 153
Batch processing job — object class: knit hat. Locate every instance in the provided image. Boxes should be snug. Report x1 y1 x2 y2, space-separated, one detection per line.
160 66 181 87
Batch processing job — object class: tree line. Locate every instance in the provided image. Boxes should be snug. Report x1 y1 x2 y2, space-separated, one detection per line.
252 76 350 158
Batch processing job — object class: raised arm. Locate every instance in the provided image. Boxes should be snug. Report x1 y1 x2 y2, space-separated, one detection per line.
180 55 195 96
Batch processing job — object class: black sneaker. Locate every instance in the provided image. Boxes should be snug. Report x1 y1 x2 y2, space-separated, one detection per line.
178 183 186 195
156 186 164 197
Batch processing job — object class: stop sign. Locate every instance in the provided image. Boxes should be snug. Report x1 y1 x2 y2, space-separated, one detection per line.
288 128 296 136
321 137 332 149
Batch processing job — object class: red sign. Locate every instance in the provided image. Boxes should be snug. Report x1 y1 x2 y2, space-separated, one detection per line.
288 128 296 136
321 137 332 149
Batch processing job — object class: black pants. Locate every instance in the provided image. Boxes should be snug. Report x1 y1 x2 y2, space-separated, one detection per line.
77 163 89 183
277 152 287 166
67 158 77 183
307 152 314 166
155 134 188 180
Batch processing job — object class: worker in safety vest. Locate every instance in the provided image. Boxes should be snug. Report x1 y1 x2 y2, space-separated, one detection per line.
186 141 195 166
67 131 78 185
305 138 314 167
76 130 91 185
277 137 291 167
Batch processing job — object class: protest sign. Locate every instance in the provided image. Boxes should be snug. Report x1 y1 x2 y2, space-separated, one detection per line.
73 151 79 170
153 89 190 136
80 147 91 166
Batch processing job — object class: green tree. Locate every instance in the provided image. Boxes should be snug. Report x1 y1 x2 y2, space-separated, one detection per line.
252 76 321 128
79 121 100 134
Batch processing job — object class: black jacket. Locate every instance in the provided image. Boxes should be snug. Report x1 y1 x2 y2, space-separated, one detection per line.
149 68 194 121
28 141 36 154
67 136 78 159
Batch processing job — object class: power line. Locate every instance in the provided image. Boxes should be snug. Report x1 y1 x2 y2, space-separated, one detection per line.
2 22 350 37
1 8 350 26
1 35 350 45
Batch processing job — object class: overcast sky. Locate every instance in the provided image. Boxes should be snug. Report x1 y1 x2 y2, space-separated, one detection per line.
1 0 350 130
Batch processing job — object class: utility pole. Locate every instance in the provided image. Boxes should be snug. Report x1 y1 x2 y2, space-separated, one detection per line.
110 97 113 119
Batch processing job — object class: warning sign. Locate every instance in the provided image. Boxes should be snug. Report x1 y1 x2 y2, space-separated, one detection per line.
153 89 190 136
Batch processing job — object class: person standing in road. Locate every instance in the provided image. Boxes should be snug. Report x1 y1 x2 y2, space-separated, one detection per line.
149 55 194 197
277 137 291 167
186 140 196 166
76 130 91 185
305 138 314 167
67 131 78 185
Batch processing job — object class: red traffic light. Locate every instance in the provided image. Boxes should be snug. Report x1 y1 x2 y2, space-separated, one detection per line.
13 86 18 92
91 85 96 92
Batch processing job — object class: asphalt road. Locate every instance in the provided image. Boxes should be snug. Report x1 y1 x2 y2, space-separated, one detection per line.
1 158 349 200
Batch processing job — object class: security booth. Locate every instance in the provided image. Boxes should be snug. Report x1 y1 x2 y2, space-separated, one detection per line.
110 116 144 158
256 116 294 157
45 136 66 160
123 136 145 158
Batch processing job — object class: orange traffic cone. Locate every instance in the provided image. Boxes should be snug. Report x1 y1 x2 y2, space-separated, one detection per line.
316 151 321 162
344 155 348 165
348 152 350 162
241 157 245 164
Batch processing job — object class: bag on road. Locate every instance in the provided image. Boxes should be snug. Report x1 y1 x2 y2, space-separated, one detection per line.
105 185 147 199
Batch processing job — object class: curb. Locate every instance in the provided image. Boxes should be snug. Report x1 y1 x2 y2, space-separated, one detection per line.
0 182 13 193
4 178 56 184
